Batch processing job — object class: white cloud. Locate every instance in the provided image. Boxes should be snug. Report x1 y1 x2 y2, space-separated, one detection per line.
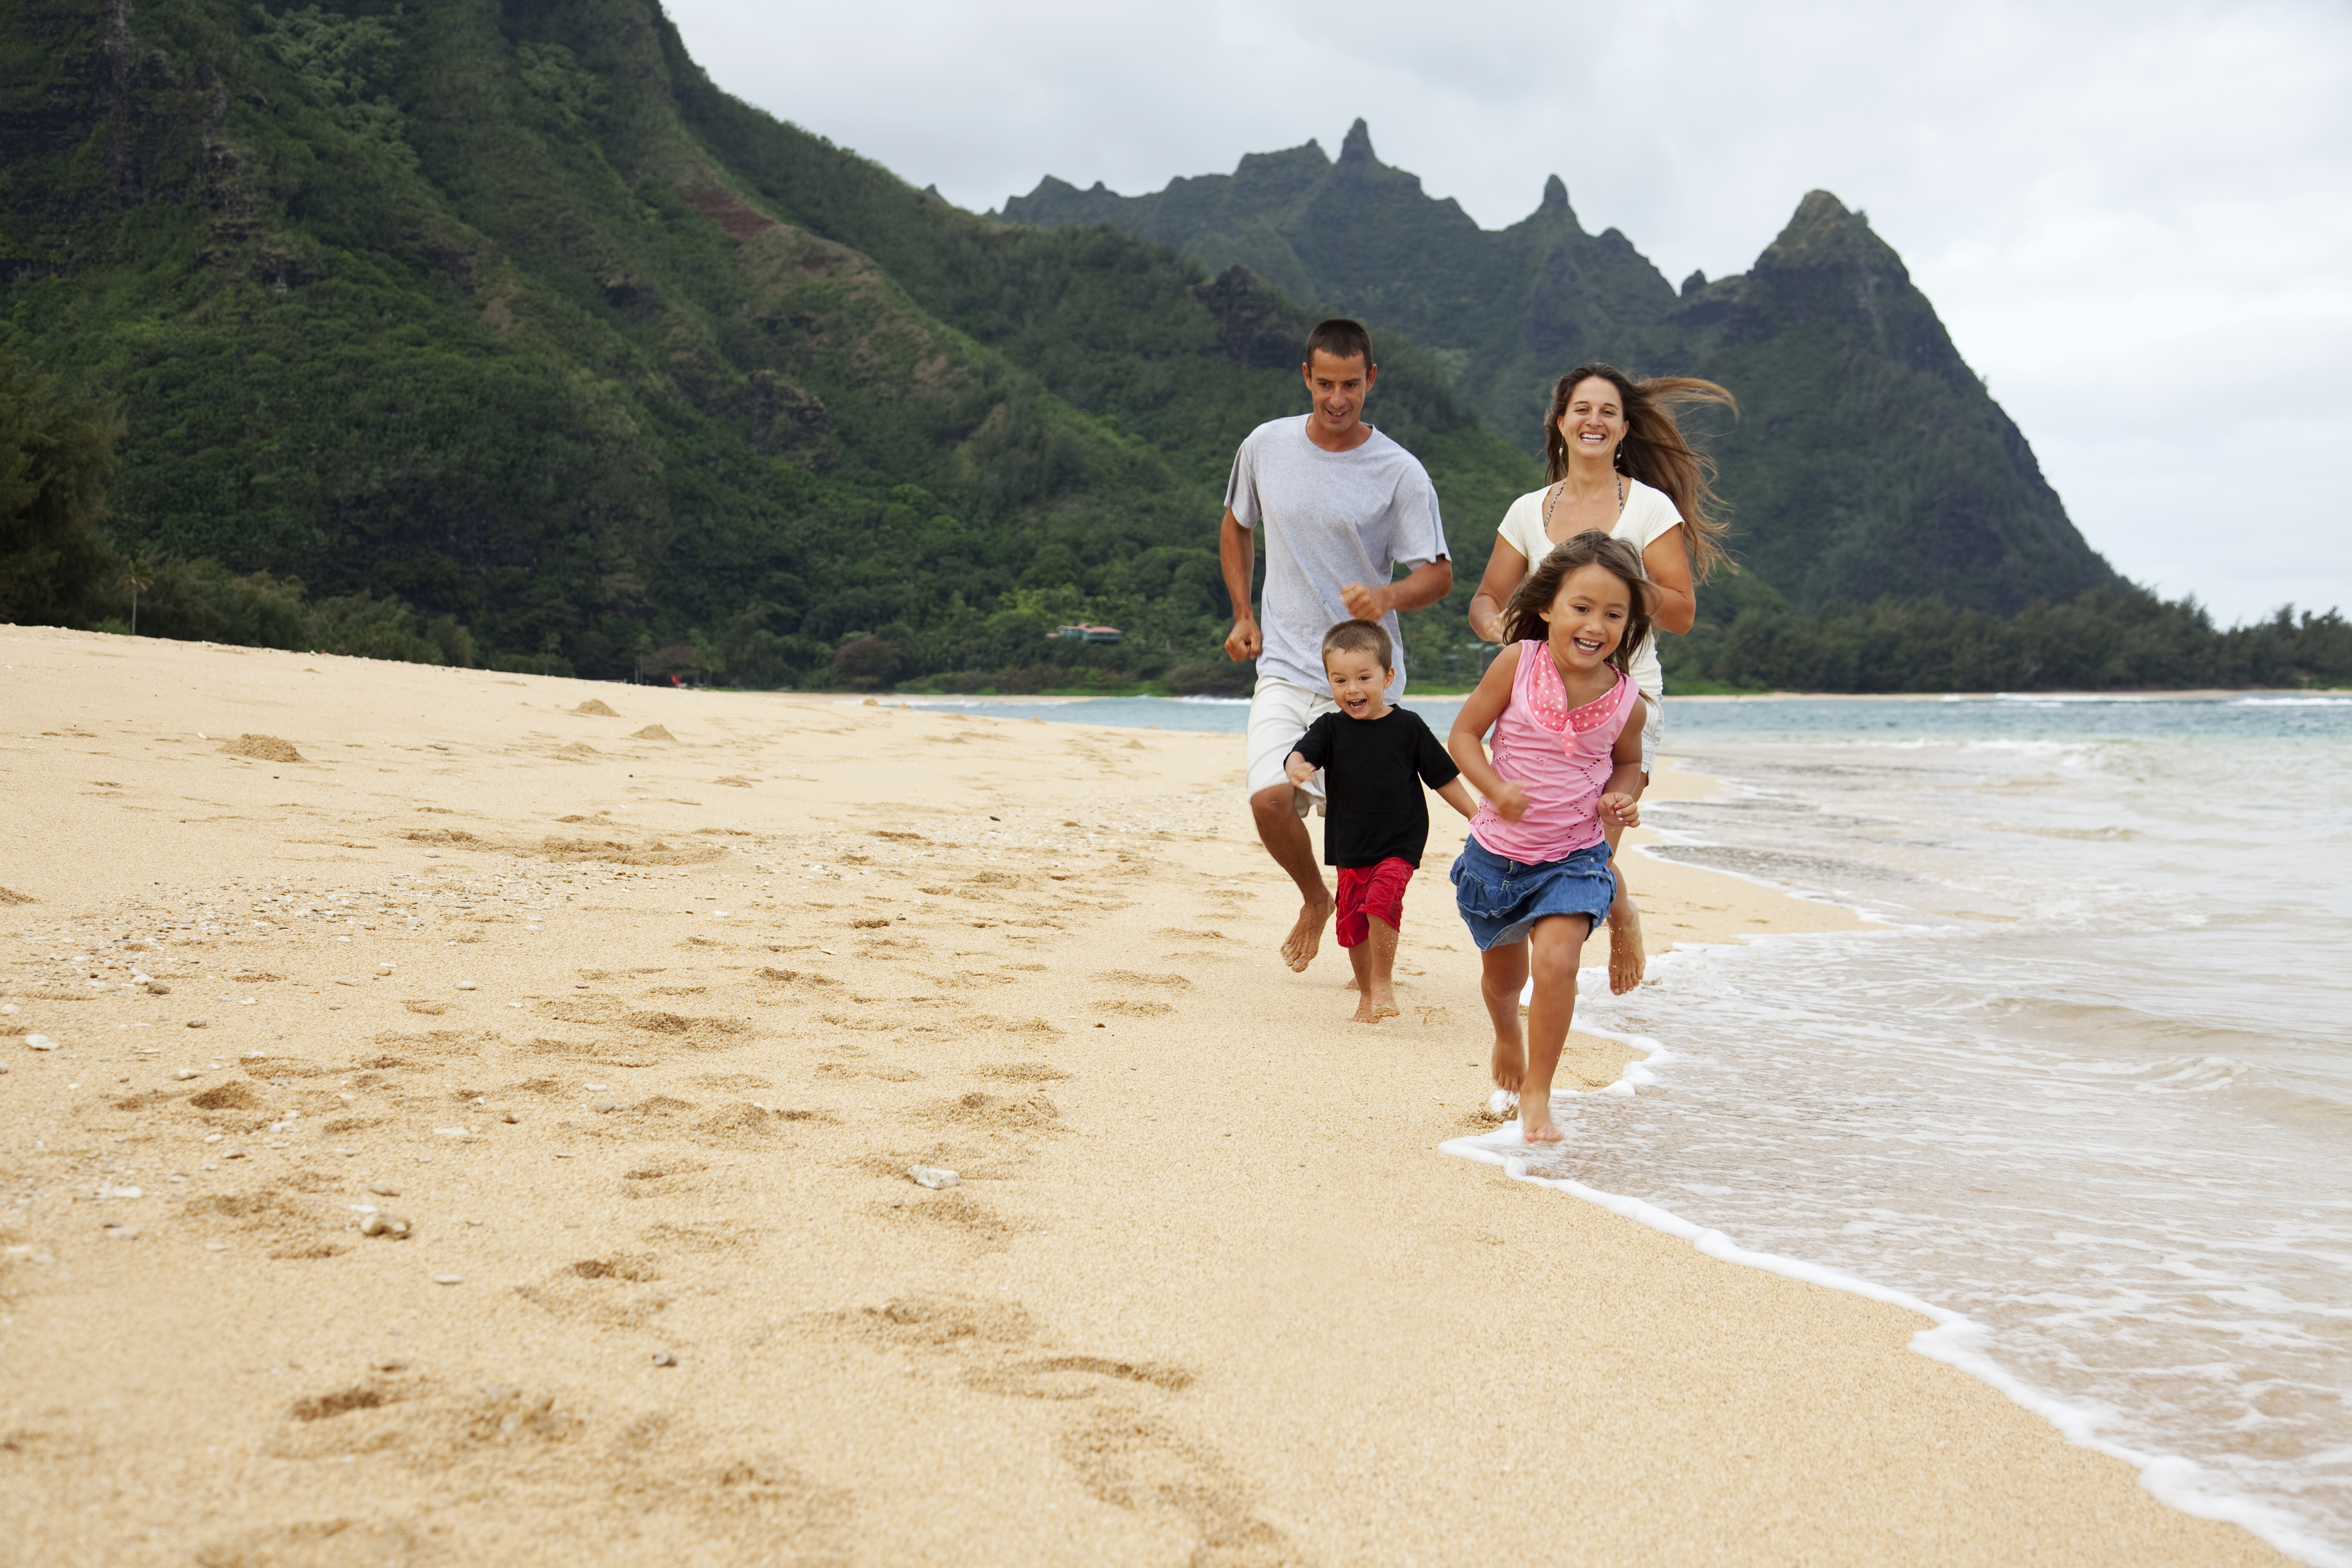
663 0 2352 622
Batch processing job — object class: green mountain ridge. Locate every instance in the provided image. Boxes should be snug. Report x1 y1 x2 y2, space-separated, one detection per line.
0 0 1534 687
1002 123 2117 616
7 5 2342 694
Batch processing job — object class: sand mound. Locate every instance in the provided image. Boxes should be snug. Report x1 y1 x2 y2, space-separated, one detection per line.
221 733 304 763
574 699 620 717
974 1062 1072 1082
632 724 676 742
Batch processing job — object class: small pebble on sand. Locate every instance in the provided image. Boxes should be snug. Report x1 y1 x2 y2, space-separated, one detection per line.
366 1183 399 1197
174 1068 201 1080
651 1350 677 1367
593 1101 617 1114
104 1225 139 1241
26 1034 58 1051
908 1165 961 1190
433 1274 462 1286
456 981 477 991
187 1018 208 1029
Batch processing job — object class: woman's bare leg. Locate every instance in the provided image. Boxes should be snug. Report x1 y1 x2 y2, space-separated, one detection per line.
1520 914 1591 1142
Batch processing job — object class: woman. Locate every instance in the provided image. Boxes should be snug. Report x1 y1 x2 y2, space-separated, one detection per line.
1467 364 1735 994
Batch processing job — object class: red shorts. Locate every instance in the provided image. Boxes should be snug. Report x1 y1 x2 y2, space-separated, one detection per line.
1335 857 1415 948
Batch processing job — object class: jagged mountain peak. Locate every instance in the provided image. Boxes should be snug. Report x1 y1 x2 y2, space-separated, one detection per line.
1757 189 1905 276
1001 146 2116 615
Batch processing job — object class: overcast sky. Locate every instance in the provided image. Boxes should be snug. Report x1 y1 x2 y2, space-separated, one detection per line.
662 0 2351 624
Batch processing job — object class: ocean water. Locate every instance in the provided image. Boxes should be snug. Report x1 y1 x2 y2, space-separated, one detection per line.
881 692 2352 1563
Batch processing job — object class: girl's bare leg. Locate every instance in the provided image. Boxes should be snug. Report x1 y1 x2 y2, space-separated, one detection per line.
1606 862 1645 996
1480 941 1529 1092
1604 772 1649 995
1520 914 1592 1142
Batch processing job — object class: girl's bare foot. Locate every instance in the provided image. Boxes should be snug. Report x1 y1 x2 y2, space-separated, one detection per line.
1520 1105 1565 1143
1607 899 1645 995
1280 895 1332 972
1350 988 1400 1024
1490 1036 1524 1093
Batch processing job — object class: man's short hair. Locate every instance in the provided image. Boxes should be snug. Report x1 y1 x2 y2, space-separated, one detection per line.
1322 618 1393 669
1305 318 1374 372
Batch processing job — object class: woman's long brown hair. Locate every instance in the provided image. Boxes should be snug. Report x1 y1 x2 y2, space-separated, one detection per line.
1545 363 1737 581
1501 530 1653 677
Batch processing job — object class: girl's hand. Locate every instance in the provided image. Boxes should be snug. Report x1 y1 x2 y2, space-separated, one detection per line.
1283 752 1316 787
1489 780 1532 822
1601 792 1640 829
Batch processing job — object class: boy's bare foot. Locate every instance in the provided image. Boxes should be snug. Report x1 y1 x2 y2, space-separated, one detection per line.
1490 1036 1524 1093
1350 992 1400 1024
1280 895 1332 972
1607 899 1646 995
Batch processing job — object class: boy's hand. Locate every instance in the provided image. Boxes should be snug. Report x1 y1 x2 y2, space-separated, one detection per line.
1283 751 1316 787
1488 780 1531 822
1600 792 1640 830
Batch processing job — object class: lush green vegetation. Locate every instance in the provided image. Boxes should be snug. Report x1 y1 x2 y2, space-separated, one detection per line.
0 0 1534 691
1661 588 2352 693
5 0 2333 694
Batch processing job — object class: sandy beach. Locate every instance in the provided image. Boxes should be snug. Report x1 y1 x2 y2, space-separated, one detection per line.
0 626 2284 1567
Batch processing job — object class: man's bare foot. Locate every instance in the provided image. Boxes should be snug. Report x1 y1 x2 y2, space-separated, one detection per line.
1520 1106 1565 1143
1280 896 1333 973
1491 1036 1524 1093
1607 899 1646 995
1350 991 1400 1024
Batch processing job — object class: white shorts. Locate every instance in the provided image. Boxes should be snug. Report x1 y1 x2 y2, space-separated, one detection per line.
1245 677 1337 815
1639 691 1660 776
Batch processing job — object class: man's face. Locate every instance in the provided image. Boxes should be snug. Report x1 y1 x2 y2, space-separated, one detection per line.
1303 350 1374 436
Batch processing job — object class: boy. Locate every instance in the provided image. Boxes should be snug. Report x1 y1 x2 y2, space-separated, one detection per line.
1285 619 1477 1023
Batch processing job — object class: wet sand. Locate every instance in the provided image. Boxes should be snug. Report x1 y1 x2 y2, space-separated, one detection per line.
0 627 2282 1565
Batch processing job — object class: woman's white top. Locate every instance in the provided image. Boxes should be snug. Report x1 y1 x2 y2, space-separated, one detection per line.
1494 475 1682 699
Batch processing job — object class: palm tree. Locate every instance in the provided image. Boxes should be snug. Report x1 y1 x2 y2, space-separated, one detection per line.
123 556 155 635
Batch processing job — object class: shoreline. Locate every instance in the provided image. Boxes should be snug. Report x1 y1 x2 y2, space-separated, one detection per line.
0 626 2286 1565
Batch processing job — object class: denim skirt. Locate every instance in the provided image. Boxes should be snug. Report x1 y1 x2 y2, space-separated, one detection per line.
1449 834 1617 951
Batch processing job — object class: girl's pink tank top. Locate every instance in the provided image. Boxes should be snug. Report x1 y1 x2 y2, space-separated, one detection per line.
1467 640 1640 864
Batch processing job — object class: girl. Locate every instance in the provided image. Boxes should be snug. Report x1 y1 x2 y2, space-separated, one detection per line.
1447 531 1650 1143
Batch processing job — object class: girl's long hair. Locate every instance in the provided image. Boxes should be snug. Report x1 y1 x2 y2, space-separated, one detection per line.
1501 531 1652 677
1545 363 1737 581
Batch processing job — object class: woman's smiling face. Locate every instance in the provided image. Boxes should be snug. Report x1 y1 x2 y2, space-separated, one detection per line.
1558 375 1627 464
1539 562 1632 671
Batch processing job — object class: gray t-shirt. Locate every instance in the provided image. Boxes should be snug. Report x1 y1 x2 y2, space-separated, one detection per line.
1225 415 1449 695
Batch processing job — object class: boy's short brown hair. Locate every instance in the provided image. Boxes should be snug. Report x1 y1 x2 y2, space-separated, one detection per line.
1322 618 1393 670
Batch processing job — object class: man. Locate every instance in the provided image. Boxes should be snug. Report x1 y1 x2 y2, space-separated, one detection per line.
1221 319 1453 972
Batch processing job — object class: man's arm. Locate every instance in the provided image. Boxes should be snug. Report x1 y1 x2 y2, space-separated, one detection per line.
1220 507 1261 662
1339 556 1453 622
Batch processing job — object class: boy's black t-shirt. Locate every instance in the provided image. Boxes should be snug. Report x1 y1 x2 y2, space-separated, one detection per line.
1293 706 1461 869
